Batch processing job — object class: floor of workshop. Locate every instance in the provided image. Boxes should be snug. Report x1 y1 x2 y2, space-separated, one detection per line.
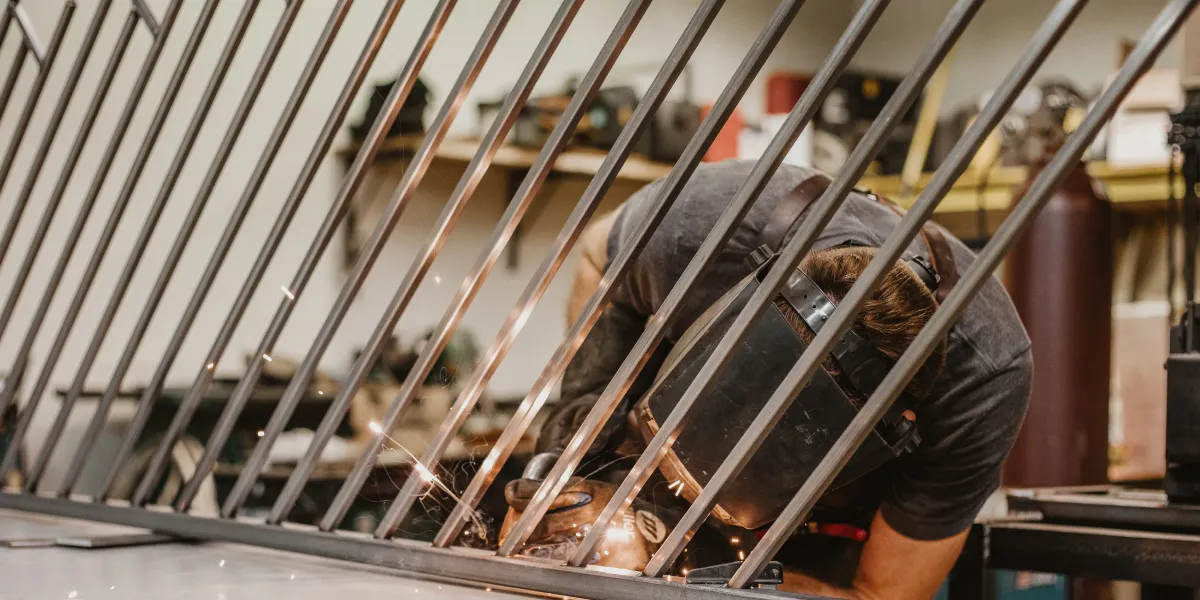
0 509 537 599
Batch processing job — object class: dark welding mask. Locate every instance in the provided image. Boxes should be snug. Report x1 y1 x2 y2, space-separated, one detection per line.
630 244 938 530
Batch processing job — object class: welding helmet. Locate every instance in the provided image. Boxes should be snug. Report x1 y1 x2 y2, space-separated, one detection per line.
629 242 940 531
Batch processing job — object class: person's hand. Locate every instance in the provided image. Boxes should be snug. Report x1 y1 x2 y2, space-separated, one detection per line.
535 393 627 457
499 452 673 570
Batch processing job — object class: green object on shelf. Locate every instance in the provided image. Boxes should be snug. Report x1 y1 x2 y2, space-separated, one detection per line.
935 571 1066 600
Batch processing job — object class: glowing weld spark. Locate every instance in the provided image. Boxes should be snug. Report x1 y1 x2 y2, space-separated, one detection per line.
262 353 272 362
366 421 485 531
415 462 436 482
668 480 684 497
257 430 265 438
206 362 215 370
605 526 631 542
281 285 295 300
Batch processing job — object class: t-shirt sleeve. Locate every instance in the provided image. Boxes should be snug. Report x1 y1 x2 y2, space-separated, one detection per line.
879 349 1033 541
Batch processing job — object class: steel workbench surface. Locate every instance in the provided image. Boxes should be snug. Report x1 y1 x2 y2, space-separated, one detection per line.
0 509 537 599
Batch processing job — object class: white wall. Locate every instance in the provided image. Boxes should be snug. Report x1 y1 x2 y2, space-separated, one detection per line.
850 0 1183 113
0 0 848 487
0 0 1186 487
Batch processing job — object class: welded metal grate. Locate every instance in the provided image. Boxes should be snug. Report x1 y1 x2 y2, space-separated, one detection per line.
0 0 1194 598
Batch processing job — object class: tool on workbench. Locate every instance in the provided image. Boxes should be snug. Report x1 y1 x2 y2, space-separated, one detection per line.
1165 104 1200 502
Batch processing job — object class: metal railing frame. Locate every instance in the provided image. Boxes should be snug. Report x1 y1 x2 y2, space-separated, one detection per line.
0 0 1194 598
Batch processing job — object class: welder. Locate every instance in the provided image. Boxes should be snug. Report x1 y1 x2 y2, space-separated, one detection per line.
504 159 1033 599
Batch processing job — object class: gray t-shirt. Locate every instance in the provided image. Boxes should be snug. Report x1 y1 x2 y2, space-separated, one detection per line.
564 160 1032 541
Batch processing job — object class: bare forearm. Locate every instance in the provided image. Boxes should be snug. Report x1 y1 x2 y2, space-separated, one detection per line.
780 571 855 599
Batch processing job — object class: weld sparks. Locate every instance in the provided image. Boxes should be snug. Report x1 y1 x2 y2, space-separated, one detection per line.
667 480 684 497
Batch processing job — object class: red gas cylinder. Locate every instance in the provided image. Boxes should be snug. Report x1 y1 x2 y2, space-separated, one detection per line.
1003 155 1113 488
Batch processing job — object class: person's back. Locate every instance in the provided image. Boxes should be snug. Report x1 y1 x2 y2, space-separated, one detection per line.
538 159 1033 594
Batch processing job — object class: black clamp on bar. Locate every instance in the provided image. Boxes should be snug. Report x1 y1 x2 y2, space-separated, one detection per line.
685 560 784 588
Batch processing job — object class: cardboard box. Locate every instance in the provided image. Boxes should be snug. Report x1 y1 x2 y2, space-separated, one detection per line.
1109 301 1170 482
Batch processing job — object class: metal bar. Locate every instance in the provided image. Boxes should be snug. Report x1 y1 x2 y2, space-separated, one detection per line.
1187 148 1198 306
169 0 445 513
0 494 765 600
133 0 450 508
92 0 309 501
0 10 13 64
568 0 978 566
38 0 258 494
51 0 329 497
54 532 180 548
0 0 205 489
482 7 844 559
11 3 45 63
646 0 1088 576
388 0 772 535
131 0 158 36
498 0 897 559
568 0 979 566
731 0 1197 586
0 0 118 346
0 3 74 246
213 0 522 519
374 0 724 542
316 0 654 533
986 522 1200 589
267 0 580 525
0 45 26 128
429 0 825 552
0 0 186 426
0 10 137 460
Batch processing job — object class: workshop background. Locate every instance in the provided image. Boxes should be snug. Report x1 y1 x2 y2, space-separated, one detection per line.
0 1 1189 597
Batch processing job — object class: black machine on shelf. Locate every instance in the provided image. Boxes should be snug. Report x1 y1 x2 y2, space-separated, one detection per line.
1166 104 1200 504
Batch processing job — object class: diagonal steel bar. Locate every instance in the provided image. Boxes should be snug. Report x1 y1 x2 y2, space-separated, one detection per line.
0 44 27 128
0 11 160 469
266 0 582 526
94 0 318 501
395 0 802 538
133 0 453 508
0 0 187 433
645 0 1089 576
316 0 655 534
436 0 871 551
171 0 460 516
0 9 13 65
732 0 1198 587
0 0 217 491
131 0 451 511
0 0 119 347
52 0 343 497
39 0 265 494
173 0 448 514
0 493 766 600
11 2 46 63
499 0 903 559
376 0 738 541
561 0 982 564
212 0 523 519
0 3 74 251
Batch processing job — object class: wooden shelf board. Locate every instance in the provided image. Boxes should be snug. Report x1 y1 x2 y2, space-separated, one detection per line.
342 136 1184 213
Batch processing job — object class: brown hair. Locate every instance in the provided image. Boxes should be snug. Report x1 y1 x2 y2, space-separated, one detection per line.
772 246 947 402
